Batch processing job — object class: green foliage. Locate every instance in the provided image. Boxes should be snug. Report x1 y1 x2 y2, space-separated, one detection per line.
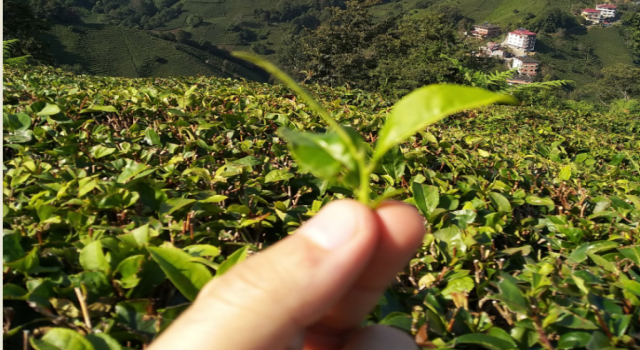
588 64 640 101
444 54 572 103
280 2 468 95
622 10 640 57
237 52 516 203
3 40 31 65
3 65 640 350
43 24 265 80
527 8 579 34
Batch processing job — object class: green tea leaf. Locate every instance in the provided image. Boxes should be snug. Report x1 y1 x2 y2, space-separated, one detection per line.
144 128 161 146
373 85 516 162
489 192 512 212
455 334 515 350
148 247 213 301
36 103 62 116
90 145 116 159
3 233 25 263
159 198 196 218
559 165 572 181
114 255 145 289
185 245 220 258
265 169 294 183
619 246 640 265
85 333 122 350
557 332 591 349
217 245 249 276
79 241 110 273
278 128 357 179
30 328 93 350
117 161 149 183
525 196 554 207
411 183 439 216
80 105 118 114
621 280 640 297
495 272 528 313
78 178 98 197
3 113 31 131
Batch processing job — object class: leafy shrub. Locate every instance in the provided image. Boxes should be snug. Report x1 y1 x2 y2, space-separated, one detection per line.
2 65 640 350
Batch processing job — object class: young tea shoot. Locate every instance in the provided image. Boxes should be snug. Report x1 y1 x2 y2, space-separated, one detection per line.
232 52 517 206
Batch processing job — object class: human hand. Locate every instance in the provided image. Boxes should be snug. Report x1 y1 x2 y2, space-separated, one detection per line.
148 200 426 350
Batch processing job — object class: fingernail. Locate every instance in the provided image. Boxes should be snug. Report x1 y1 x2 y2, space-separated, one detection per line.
300 202 358 250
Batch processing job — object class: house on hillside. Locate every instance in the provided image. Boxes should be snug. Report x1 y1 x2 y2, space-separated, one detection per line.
512 56 539 76
472 22 501 38
506 75 533 85
507 29 537 52
581 8 602 24
596 4 617 18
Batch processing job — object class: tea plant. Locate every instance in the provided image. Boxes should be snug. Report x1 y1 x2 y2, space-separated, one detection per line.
3 65 639 350
233 52 517 205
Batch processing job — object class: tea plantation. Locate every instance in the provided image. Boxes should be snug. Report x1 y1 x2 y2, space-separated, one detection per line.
3 66 640 349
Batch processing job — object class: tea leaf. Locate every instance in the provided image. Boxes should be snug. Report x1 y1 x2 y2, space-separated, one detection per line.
148 247 213 301
217 246 249 276
455 334 515 350
373 85 516 162
278 128 358 179
30 328 93 350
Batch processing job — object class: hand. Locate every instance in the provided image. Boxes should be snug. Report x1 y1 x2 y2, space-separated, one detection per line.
148 200 425 350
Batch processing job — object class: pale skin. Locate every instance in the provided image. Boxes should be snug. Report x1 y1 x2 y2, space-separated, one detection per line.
148 200 426 350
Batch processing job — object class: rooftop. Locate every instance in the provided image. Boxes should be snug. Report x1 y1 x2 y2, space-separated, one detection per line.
596 4 617 9
510 29 537 36
474 22 500 29
582 8 601 13
518 56 539 64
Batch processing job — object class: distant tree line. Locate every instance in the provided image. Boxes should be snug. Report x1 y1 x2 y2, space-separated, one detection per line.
278 1 493 96
621 5 640 59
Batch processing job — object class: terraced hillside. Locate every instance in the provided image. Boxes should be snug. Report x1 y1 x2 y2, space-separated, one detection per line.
42 24 267 80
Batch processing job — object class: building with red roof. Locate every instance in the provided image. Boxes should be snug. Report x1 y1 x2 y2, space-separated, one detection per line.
507 29 537 52
596 4 617 18
582 8 602 23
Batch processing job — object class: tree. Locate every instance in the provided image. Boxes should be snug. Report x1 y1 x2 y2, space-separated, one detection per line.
622 11 640 57
250 42 268 55
175 29 191 43
280 0 397 89
591 64 640 101
529 8 579 34
2 0 51 62
186 14 203 28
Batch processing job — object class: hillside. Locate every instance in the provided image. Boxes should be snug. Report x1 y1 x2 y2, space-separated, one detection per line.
41 23 267 80
3 65 640 350
29 0 635 92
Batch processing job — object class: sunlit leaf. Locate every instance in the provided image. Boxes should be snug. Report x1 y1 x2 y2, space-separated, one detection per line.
373 85 516 161
148 247 213 301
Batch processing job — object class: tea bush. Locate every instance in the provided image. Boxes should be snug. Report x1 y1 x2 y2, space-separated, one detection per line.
3 66 640 350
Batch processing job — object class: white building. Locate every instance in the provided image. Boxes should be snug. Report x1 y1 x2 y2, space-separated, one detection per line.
507 29 537 52
596 4 617 18
512 56 539 76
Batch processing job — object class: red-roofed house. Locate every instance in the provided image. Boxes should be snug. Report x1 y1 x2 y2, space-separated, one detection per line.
596 4 617 18
582 8 602 23
507 29 537 52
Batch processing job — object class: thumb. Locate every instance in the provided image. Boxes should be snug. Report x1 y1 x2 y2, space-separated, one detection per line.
149 200 380 350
